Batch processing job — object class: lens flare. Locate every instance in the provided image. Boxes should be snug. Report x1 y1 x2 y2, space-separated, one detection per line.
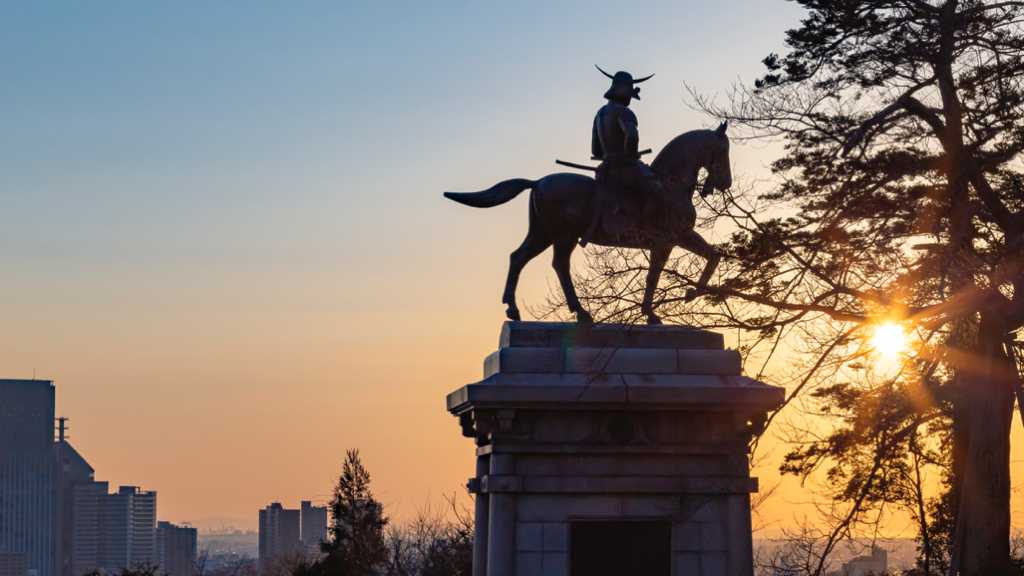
872 323 905 356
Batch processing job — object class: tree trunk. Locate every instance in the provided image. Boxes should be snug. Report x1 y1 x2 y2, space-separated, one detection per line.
958 316 1014 576
951 373 969 519
949 372 970 574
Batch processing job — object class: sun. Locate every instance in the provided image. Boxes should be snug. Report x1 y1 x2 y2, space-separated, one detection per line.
872 323 906 356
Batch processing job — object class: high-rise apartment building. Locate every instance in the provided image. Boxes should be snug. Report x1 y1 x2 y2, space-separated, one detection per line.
121 488 156 566
69 481 107 576
299 502 327 551
155 522 195 576
96 487 157 572
257 504 300 569
65 484 158 575
100 489 132 571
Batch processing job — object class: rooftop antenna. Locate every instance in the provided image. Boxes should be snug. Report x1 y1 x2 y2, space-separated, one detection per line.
32 369 35 380
55 417 69 442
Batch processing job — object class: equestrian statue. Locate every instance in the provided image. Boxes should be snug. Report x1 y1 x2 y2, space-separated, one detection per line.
444 66 731 325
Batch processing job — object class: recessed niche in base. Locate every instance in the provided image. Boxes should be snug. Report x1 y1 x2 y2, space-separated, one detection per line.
570 520 671 576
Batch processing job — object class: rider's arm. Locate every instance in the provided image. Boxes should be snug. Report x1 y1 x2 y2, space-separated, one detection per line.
592 116 604 159
619 113 639 156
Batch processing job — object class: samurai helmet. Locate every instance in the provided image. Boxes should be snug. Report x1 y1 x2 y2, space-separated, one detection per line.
596 65 654 102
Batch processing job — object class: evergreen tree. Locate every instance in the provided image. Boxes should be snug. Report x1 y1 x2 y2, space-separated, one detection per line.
298 449 387 576
706 3 1024 574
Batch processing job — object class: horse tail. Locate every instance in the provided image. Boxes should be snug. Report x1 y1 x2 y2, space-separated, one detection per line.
444 178 537 208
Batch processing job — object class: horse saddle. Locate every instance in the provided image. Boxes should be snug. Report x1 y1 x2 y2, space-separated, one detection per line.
593 177 689 245
593 183 644 240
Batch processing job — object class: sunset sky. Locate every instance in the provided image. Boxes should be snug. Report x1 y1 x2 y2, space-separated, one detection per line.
4 0 1022 532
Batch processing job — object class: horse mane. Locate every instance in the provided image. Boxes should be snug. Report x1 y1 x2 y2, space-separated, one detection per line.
649 129 720 177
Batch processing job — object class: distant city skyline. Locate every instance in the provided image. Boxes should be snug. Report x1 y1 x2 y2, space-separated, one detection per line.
0 378 196 576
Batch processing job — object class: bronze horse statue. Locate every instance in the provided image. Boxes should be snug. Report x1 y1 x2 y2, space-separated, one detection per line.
444 123 731 325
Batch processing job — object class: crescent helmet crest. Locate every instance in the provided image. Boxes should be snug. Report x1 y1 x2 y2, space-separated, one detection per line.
596 65 654 101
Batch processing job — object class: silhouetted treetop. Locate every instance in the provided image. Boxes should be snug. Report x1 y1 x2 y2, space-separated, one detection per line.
688 2 1024 575
296 449 387 576
529 3 1024 574
688 0 1024 335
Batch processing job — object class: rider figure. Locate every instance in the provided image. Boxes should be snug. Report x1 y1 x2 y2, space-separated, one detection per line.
580 66 656 248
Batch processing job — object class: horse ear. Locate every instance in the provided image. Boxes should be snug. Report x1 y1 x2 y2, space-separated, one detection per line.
716 121 728 135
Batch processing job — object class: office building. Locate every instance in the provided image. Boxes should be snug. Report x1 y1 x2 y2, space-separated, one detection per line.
257 504 300 568
0 380 55 452
299 502 327 551
0 552 28 576
155 522 195 576
56 440 97 576
0 380 61 576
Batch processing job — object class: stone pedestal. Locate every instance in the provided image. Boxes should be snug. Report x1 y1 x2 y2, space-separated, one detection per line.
447 322 783 576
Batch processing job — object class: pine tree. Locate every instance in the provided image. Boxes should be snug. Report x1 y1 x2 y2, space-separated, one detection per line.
298 449 387 576
706 3 1024 574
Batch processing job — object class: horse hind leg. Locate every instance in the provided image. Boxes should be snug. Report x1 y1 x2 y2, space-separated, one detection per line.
503 231 551 321
552 239 593 324
641 245 672 325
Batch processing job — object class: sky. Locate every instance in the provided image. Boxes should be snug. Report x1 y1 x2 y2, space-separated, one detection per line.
7 0 1020 534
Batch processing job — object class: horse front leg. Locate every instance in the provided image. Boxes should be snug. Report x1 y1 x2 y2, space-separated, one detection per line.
503 231 551 321
677 230 720 302
641 245 672 325
552 239 593 324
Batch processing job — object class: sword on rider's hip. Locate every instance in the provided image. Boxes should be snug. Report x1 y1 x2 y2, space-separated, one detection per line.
555 149 651 172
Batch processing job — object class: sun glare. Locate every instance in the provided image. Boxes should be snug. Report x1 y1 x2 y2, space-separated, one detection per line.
872 323 906 356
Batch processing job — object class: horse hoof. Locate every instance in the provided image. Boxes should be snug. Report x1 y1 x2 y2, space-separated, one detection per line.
506 307 522 322
646 314 663 325
576 310 594 325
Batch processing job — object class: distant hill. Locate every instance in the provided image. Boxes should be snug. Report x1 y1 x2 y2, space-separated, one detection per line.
174 517 258 533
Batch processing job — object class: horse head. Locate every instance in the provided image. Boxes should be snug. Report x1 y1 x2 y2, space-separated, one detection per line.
651 122 732 199
699 122 732 198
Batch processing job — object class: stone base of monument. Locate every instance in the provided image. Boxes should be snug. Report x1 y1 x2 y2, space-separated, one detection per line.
447 322 784 576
